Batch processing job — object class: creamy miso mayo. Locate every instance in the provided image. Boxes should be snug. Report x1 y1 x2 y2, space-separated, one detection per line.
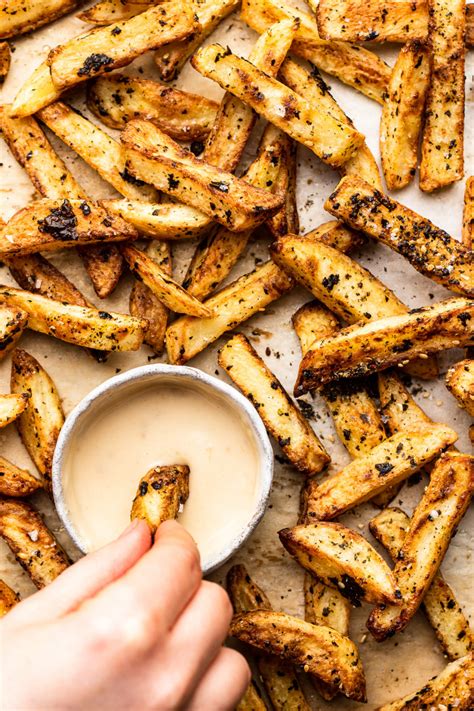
62 380 260 565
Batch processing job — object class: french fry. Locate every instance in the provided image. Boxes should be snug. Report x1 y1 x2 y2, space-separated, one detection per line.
192 44 365 169
227 564 272 613
280 522 400 606
101 200 210 240
236 681 267 711
463 176 473 250
303 573 350 634
131 465 189 534
0 0 76 40
370 507 473 660
419 0 465 192
0 199 137 256
0 394 28 429
446 359 474 417
87 75 219 142
240 0 391 104
11 349 64 492
130 241 171 355
1 287 147 352
378 370 432 433
122 120 284 232
377 654 474 710
0 498 69 588
0 306 28 362
77 0 151 25
0 42 10 83
155 0 240 81
266 134 298 239
380 41 430 190
303 425 458 521
230 610 366 701
368 452 474 641
219 333 329 476
325 177 474 298
303 221 363 254
167 261 293 364
0 579 18 616
38 102 156 202
468 4 474 47
9 61 61 118
0 457 42 498
122 244 213 318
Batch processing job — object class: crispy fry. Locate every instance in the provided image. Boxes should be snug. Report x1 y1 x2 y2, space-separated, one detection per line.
230 610 366 701
292 300 340 355
0 498 69 588
446 359 474 417
377 654 474 710
122 244 212 318
130 241 171 355
0 0 76 40
101 200 210 240
378 370 432 433
0 579 18 616
303 573 350 635
370 507 473 659
219 333 329 476
303 221 363 254
368 453 474 641
192 44 364 169
0 394 28 429
326 177 474 297
280 522 400 606
380 41 430 190
463 176 473 250
122 120 284 232
77 0 151 25
167 262 293 364
155 0 240 81
468 4 474 47
0 42 10 83
227 564 272 613
1 287 146 352
236 682 267 711
419 0 465 192
131 465 189 534
241 0 391 103
10 61 60 118
0 457 42 498
267 135 298 239
303 425 457 521
87 75 219 142
0 306 28 362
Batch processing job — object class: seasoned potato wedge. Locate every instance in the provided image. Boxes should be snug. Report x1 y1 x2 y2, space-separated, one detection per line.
0 199 137 256
378 370 432 434
303 221 363 254
0 42 11 83
101 200 210 240
468 4 474 46
167 262 293 364
236 682 266 711
326 177 473 297
77 0 151 25
267 134 298 239
10 61 60 118
445 359 474 417
303 425 457 521
155 0 240 81
0 498 69 588
192 44 364 169
87 75 218 142
280 522 400 606
292 300 340 355
303 573 350 635
230 610 366 701
0 579 19 616
219 334 329 476
130 241 171 356
295 298 474 394
1 287 146 352
0 0 76 40
380 41 430 190
370 507 473 660
11 349 64 492
420 0 465 192
122 120 284 232
241 0 391 104
0 394 28 429
7 253 91 308
368 452 473 641
377 654 474 710
227 564 272 613
131 465 189 534
38 102 156 202
122 244 212 318
47 3 195 92
0 457 42 498
0 306 28 362
463 176 473 249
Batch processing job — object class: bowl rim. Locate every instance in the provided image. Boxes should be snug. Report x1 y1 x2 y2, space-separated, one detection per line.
52 363 274 574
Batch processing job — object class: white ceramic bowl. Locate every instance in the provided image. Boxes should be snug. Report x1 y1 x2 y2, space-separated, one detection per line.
52 364 274 574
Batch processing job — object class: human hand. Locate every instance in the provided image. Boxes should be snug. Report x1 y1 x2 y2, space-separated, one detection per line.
1 519 250 710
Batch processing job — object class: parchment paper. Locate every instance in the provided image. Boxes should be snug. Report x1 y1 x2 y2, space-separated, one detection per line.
0 3 472 707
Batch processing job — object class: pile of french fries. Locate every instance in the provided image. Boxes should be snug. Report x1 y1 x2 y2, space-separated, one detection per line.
0 0 473 707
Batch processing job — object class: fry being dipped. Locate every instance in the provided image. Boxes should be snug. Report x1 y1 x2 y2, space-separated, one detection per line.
131 465 190 535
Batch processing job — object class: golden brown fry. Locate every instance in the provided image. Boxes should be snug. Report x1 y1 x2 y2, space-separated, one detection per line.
303 574 350 635
241 0 391 104
0 498 69 588
378 370 432 434
446 359 474 417
155 0 240 81
303 221 363 254
0 306 28 362
0 0 76 39
304 425 457 521
468 5 474 47
463 176 473 250
131 464 189 534
0 394 28 429
377 654 474 710
101 200 210 240
370 507 473 660
87 75 219 142
266 134 298 239
130 241 171 356
0 42 11 83
10 61 60 118
0 579 19 616
292 300 339 357
236 681 267 711
0 457 42 498
280 522 400 606
219 333 329 476
326 176 474 297
368 453 474 641
1 287 146 352
6 254 91 308
77 0 151 24
380 41 430 190
230 610 366 701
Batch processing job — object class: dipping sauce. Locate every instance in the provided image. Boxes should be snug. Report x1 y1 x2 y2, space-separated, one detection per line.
62 378 261 567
